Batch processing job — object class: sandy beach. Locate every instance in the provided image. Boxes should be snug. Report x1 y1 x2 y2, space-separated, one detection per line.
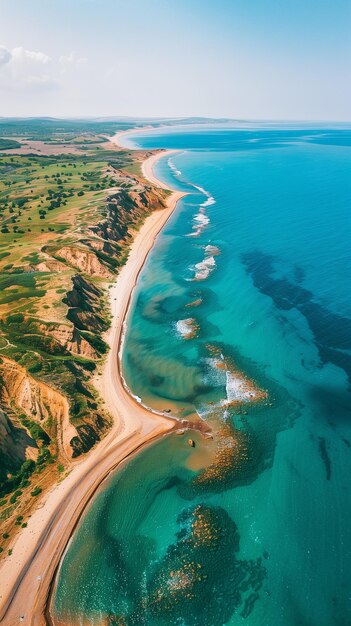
0 138 187 625
111 124 163 152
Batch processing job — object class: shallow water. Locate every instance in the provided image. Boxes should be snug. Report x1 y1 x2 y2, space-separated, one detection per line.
53 127 351 625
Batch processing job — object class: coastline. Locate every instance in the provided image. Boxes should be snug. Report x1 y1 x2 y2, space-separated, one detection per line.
0 137 187 625
113 126 182 190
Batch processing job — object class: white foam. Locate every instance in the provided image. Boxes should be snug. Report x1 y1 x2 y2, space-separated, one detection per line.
186 209 211 237
194 212 210 225
194 256 216 280
168 157 182 177
175 318 196 339
195 406 211 421
203 357 226 387
185 184 216 236
200 195 216 208
223 370 257 403
194 184 208 195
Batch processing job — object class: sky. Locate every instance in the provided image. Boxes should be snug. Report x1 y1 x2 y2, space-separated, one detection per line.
0 0 350 120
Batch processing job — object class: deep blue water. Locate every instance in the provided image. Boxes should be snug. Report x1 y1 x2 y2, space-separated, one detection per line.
53 127 351 626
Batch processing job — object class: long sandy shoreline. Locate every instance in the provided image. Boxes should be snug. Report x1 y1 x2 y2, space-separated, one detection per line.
0 134 187 625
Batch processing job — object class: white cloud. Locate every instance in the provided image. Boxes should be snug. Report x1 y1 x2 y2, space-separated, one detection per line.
0 45 12 67
59 52 88 72
11 46 51 64
0 44 88 94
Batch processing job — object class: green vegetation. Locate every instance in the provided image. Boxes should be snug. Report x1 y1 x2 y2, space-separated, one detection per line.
1 461 34 499
0 138 21 150
0 118 168 540
18 414 50 445
0 118 139 141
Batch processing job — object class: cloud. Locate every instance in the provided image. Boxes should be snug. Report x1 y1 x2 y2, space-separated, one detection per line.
0 44 88 93
0 45 12 67
11 46 51 64
59 51 87 71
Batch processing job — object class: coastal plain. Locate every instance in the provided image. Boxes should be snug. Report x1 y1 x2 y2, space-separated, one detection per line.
0 119 186 625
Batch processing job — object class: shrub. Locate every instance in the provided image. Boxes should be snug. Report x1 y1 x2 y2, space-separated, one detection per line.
6 313 24 324
28 362 42 374
30 487 42 497
9 490 22 504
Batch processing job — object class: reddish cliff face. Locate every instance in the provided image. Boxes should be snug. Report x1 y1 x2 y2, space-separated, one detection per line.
0 356 76 457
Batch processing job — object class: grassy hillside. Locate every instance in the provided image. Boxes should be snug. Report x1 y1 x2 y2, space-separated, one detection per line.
0 121 166 554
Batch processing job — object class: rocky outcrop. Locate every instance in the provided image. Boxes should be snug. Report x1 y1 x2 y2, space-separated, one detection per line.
55 246 111 278
35 259 67 272
34 321 96 359
89 187 166 247
65 274 107 333
0 410 37 480
1 315 97 360
0 357 77 459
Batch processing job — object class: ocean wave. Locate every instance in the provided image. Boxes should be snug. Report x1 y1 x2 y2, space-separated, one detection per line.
222 369 258 404
205 350 263 406
168 157 182 177
194 184 216 206
175 317 199 339
194 255 216 280
194 212 210 225
185 184 215 237
186 210 211 237
188 244 220 280
200 195 216 208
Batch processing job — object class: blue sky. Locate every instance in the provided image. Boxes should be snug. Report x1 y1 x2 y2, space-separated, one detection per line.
0 0 350 119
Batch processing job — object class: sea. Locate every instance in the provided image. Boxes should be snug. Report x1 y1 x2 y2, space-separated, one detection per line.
52 125 351 626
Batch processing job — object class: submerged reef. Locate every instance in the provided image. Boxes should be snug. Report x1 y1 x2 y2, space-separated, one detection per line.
122 504 266 626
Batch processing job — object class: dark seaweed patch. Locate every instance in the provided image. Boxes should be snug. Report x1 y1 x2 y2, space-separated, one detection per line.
242 250 351 385
139 504 266 626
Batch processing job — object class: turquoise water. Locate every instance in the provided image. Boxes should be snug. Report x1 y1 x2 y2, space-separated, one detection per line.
53 127 351 625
